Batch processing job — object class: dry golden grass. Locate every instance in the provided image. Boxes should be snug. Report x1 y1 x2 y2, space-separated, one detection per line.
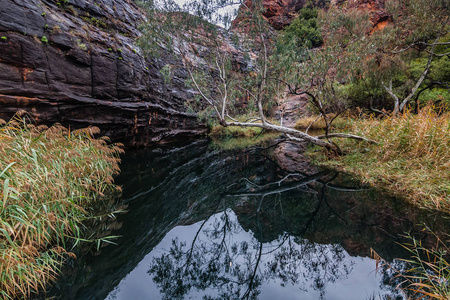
0 114 123 299
310 105 450 212
294 114 349 131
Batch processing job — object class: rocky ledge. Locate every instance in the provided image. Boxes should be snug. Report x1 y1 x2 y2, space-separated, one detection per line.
0 0 206 146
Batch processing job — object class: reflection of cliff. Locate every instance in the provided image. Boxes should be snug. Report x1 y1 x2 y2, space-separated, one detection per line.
44 141 449 299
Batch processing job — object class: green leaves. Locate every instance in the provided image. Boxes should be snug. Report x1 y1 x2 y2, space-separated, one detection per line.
0 162 16 180
160 64 173 84
278 9 323 51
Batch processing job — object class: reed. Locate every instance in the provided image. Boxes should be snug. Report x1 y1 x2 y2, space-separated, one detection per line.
0 113 123 299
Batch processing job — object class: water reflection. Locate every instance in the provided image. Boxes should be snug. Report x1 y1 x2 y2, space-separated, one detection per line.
44 140 448 299
146 211 356 300
106 166 401 299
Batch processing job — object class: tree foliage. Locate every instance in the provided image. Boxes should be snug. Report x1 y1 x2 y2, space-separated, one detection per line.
277 7 323 50
271 0 449 114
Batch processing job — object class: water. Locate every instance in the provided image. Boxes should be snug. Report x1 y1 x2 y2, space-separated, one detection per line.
46 140 449 299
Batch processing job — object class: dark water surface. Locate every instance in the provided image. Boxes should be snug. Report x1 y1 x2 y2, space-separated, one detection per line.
47 140 449 299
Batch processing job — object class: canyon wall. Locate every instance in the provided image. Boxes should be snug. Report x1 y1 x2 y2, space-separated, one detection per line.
0 0 206 146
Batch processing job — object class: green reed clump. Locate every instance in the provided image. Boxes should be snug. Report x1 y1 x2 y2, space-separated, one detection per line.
0 113 123 299
310 104 450 212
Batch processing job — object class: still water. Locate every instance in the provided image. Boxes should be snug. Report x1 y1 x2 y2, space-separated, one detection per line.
47 140 448 299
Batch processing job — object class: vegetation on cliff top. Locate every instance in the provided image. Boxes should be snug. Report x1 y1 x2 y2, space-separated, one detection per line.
0 114 123 299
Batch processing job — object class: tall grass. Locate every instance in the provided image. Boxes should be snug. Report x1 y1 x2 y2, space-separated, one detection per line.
310 105 450 212
0 113 123 299
372 229 450 299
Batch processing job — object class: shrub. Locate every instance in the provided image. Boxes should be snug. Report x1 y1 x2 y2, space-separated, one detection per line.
294 114 348 131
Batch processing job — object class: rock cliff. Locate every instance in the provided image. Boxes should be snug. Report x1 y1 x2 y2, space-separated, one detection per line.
0 0 206 146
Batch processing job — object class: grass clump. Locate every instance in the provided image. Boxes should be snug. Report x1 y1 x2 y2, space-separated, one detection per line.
210 132 280 150
209 119 281 150
0 114 123 299
309 105 450 212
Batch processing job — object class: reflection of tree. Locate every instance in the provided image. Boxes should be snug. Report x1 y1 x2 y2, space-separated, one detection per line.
148 171 357 299
266 236 352 299
149 210 263 300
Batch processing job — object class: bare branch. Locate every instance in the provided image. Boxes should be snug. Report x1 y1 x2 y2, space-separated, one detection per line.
391 44 415 54
236 85 258 102
398 39 438 112
225 114 239 122
424 50 450 57
383 80 400 115
418 41 450 46
181 53 224 122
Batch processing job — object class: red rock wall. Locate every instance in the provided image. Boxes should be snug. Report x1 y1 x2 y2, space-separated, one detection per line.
232 0 389 30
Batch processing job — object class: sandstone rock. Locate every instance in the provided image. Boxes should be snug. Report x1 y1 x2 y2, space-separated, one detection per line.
0 0 206 146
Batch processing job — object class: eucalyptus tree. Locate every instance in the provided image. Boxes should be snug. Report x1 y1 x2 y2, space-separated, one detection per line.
137 0 376 154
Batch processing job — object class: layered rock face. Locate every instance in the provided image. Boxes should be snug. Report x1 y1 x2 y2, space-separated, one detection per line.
231 0 305 30
0 0 205 146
